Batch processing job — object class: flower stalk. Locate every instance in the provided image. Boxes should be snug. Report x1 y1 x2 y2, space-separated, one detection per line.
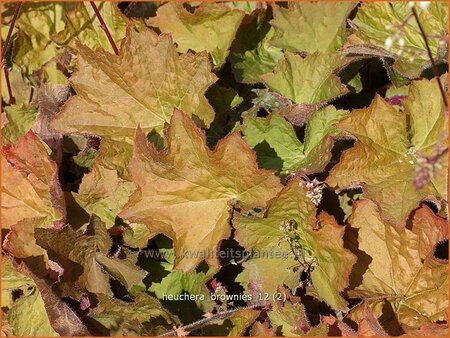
411 6 448 107
90 2 119 56
2 2 22 105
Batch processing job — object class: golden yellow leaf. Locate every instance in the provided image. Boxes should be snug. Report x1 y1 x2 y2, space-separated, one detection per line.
347 200 448 329
51 26 217 144
1 131 65 229
120 110 282 271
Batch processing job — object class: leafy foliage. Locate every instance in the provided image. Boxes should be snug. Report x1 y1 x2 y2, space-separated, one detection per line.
346 2 448 78
261 51 349 110
147 2 245 69
269 2 356 53
120 110 282 272
2 130 65 229
327 78 447 226
346 200 448 330
1 1 448 337
229 7 283 83
234 179 356 310
240 107 348 175
51 27 217 143
53 2 130 52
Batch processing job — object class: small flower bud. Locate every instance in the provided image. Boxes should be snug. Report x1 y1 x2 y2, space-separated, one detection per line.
384 37 393 50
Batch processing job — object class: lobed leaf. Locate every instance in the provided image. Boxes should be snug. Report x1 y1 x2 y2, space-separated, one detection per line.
346 2 448 78
269 2 356 53
261 51 349 111
90 293 179 336
148 2 245 68
1 259 58 336
51 26 217 144
73 161 136 228
241 107 348 175
35 215 146 295
347 200 448 329
2 104 37 145
52 2 129 52
11 2 70 74
327 77 448 225
1 131 65 229
234 178 356 310
229 8 283 83
120 110 282 271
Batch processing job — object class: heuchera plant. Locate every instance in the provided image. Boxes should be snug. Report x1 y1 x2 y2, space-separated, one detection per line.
1 1 448 337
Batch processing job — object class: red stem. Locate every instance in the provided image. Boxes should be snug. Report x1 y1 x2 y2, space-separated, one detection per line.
411 6 448 107
2 2 22 105
2 2 22 61
3 66 15 105
89 2 119 56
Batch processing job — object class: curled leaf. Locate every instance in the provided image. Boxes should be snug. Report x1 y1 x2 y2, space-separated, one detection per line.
1 131 65 229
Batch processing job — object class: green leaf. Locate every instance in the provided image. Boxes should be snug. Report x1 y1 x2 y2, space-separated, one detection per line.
268 288 328 336
206 84 243 114
72 148 97 171
51 26 217 144
347 2 448 78
241 112 303 174
12 2 71 74
8 290 59 337
303 106 349 160
52 2 130 53
150 268 216 312
90 293 179 336
226 309 261 336
2 104 37 145
241 107 348 175
223 2 261 14
202 308 261 336
234 178 356 310
38 59 69 85
147 2 245 68
337 190 362 222
261 52 349 108
123 223 154 249
229 9 283 83
327 77 447 225
269 2 356 53
95 251 147 295
2 259 58 336
73 162 136 228
1 66 33 105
